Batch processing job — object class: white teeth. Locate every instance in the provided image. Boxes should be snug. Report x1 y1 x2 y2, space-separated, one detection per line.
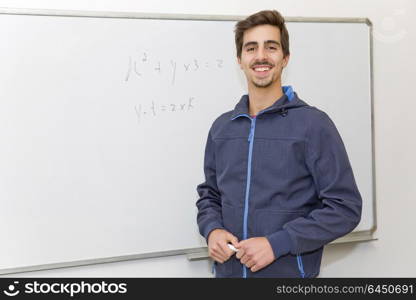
254 67 270 71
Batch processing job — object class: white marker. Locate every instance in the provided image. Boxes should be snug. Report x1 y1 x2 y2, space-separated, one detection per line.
227 243 238 252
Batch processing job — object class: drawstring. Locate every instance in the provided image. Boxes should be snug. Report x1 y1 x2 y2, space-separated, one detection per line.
297 255 306 278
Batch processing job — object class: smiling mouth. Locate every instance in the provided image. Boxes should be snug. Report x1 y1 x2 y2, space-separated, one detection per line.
252 65 273 77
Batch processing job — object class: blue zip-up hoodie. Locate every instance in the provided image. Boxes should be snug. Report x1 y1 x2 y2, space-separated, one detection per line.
196 86 362 278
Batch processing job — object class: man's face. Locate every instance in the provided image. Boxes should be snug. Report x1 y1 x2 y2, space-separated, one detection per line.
238 24 289 89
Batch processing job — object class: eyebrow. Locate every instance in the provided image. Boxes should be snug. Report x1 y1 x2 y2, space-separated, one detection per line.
243 40 281 48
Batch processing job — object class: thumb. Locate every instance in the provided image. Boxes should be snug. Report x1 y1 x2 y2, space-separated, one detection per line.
228 234 239 247
234 239 244 248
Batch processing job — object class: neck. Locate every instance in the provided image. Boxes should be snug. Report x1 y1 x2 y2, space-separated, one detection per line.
248 82 284 116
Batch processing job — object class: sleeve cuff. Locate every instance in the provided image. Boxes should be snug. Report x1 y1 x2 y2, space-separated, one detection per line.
266 230 293 259
202 222 225 243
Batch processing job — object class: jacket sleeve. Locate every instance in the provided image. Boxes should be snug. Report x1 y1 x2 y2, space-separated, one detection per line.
196 129 225 242
266 111 362 258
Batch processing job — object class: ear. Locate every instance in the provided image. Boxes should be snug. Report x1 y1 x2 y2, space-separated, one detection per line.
237 56 242 69
282 54 290 68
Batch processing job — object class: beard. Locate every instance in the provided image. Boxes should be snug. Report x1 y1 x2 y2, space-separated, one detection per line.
251 76 274 88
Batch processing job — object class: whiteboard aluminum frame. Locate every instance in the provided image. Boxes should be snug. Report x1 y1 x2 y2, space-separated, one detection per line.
0 7 376 275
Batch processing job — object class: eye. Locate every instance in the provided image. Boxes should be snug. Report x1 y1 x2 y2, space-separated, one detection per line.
268 46 277 50
246 47 255 52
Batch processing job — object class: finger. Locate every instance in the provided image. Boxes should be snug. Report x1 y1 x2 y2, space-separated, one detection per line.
239 248 251 263
217 241 230 258
235 240 245 251
210 253 225 264
251 264 262 273
227 234 239 247
235 248 245 260
212 243 228 259
219 242 234 258
211 250 227 262
245 259 255 269
240 254 250 265
210 247 227 261
215 253 232 263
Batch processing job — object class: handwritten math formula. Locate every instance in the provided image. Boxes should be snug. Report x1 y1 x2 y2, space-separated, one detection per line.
134 97 195 124
124 51 225 85
125 50 222 124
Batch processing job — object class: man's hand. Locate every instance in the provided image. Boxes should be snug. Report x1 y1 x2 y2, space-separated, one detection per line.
207 229 239 264
235 237 275 272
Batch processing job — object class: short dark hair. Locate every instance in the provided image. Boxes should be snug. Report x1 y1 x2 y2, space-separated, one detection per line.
234 10 290 59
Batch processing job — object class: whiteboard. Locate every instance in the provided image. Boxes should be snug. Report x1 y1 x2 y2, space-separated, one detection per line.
0 9 375 273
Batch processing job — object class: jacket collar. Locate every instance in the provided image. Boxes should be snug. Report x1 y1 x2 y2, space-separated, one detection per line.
230 85 302 120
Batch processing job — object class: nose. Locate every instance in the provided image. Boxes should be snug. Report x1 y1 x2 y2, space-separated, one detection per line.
255 46 268 61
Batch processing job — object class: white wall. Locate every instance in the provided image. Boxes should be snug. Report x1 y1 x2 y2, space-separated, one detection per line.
1 0 414 277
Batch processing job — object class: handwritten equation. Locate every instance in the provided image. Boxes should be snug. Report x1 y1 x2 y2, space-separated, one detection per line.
124 51 224 85
134 97 195 124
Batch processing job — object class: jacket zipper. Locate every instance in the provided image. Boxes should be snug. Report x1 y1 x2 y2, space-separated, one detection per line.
231 88 294 278
297 254 306 278
231 107 280 278
242 116 257 278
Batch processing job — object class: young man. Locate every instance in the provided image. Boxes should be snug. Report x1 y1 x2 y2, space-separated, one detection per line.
196 10 362 278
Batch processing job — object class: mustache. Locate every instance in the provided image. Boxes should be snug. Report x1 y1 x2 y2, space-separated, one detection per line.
251 62 274 68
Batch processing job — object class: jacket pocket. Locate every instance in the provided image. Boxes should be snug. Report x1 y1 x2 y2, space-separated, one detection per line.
213 258 233 277
253 209 306 277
